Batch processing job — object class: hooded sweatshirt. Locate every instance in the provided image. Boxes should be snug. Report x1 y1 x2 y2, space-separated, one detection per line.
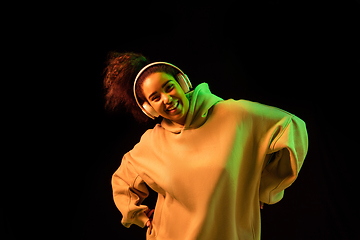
112 83 308 240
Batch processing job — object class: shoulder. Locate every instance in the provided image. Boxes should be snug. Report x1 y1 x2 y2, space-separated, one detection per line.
137 124 165 145
129 125 162 159
217 99 276 111
214 99 260 116
214 99 294 121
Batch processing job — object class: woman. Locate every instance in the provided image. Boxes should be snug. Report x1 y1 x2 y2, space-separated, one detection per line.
104 52 308 240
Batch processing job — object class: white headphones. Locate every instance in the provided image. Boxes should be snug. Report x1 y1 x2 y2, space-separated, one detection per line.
133 62 192 119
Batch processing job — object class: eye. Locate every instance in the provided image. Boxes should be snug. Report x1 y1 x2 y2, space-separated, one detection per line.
165 83 174 92
151 95 160 102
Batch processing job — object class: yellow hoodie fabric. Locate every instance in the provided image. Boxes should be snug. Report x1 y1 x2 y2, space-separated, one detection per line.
112 83 308 240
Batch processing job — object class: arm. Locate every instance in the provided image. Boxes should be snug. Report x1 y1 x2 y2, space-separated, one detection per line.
236 100 308 205
111 154 150 228
259 113 308 204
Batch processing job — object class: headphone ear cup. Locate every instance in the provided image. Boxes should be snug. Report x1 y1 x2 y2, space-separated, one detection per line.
143 102 160 119
176 74 191 93
184 74 192 89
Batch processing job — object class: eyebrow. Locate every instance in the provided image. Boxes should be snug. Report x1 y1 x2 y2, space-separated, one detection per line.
148 80 172 100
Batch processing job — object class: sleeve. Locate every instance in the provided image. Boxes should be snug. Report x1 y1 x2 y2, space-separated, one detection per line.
258 108 308 205
111 153 150 228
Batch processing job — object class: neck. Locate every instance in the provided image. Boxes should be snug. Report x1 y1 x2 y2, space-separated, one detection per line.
165 118 185 127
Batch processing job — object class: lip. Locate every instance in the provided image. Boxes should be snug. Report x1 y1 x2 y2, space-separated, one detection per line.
166 101 179 113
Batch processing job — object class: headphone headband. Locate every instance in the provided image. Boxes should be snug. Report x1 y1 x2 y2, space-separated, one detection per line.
133 62 192 119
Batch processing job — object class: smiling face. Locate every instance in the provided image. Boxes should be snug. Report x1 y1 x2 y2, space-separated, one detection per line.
141 72 189 125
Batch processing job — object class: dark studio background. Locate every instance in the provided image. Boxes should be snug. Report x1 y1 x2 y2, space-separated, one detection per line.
3 1 359 239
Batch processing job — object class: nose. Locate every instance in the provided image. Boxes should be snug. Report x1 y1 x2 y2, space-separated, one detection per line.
162 93 172 104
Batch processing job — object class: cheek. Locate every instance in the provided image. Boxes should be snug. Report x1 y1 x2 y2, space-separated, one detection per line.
182 97 189 112
185 101 190 112
152 102 168 116
152 102 163 113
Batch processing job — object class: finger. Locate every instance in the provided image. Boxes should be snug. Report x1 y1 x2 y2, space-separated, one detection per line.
145 209 154 218
146 220 151 227
147 209 155 218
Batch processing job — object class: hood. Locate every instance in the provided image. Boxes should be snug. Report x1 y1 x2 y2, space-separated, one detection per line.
161 83 223 133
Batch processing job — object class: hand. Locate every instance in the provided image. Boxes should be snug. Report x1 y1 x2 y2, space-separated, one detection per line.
260 202 264 209
144 208 154 227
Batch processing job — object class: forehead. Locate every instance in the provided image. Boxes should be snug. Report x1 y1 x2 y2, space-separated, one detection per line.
142 72 176 92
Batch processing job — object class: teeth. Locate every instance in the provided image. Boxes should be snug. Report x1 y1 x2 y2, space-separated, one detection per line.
167 102 178 111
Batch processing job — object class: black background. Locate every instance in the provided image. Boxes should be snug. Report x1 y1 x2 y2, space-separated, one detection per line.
3 1 359 239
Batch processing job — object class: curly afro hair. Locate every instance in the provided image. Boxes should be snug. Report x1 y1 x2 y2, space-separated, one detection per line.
103 52 180 122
